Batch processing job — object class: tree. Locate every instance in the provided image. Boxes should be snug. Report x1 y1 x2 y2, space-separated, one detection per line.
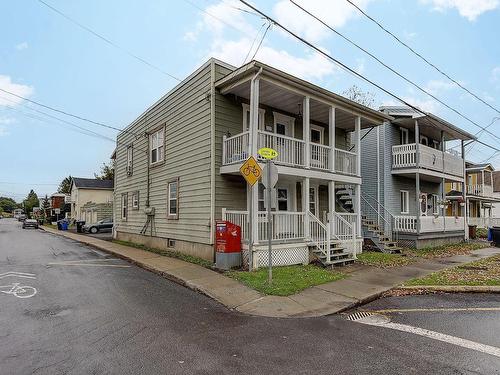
58 175 72 194
94 162 114 180
0 196 18 213
23 190 39 215
41 195 51 223
342 85 376 109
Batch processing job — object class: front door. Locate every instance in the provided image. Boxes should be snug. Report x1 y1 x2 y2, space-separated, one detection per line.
310 125 325 168
420 193 428 216
275 120 293 164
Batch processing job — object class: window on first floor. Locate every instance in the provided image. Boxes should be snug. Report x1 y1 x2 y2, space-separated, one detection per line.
258 184 265 211
309 187 317 215
121 193 128 220
168 179 179 219
400 190 409 214
432 194 439 214
132 191 139 209
277 188 288 211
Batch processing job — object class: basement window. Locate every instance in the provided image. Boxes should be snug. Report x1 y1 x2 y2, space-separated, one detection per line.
167 239 176 248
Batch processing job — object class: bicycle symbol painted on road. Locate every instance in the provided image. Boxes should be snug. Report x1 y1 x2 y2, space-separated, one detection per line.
0 283 37 299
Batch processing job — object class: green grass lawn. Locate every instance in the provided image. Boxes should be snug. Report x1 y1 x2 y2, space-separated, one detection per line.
112 240 213 268
43 224 57 230
356 251 414 268
227 265 345 296
404 254 500 286
403 241 490 259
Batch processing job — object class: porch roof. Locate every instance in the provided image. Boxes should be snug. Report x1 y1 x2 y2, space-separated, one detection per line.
215 60 392 129
381 106 475 141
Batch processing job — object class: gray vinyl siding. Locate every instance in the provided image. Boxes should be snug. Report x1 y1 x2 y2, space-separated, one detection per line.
114 62 213 245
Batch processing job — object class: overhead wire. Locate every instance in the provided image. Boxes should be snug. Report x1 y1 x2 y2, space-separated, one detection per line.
237 0 500 154
343 0 500 116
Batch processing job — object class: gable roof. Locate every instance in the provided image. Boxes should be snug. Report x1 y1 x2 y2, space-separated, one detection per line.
72 177 114 190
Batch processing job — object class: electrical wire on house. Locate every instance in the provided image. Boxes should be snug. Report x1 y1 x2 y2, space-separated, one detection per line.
242 22 267 65
237 0 500 155
343 0 500 116
289 0 500 146
37 0 181 82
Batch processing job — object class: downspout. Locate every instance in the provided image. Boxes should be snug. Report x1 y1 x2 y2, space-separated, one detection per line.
209 60 216 248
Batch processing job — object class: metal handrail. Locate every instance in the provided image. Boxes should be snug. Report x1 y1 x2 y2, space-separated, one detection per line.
360 190 398 243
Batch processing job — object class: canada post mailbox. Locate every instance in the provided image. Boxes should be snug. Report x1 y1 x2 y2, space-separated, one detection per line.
215 221 241 253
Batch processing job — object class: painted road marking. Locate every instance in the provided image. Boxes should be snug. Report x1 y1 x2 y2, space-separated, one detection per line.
363 307 500 313
0 283 37 298
0 272 36 279
355 314 500 359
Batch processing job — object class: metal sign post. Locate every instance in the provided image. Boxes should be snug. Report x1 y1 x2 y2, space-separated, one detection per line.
259 147 278 284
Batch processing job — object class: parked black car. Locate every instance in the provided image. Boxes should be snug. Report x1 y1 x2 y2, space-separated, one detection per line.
22 219 39 229
83 218 113 234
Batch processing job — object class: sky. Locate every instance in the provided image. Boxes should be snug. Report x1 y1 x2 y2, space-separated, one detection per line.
0 0 499 202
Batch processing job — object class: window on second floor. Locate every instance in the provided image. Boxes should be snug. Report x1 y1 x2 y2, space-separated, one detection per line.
150 127 165 165
126 146 133 176
400 128 409 145
242 103 265 132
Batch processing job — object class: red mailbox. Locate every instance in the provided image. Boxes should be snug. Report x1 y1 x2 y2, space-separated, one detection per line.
215 220 241 253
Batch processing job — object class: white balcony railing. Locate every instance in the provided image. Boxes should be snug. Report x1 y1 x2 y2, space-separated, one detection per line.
467 184 494 197
392 143 464 177
257 130 305 167
222 130 358 175
394 215 465 233
310 143 330 171
335 148 358 176
467 216 500 228
222 132 249 165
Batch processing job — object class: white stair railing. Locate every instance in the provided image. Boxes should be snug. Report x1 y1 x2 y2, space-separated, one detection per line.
330 211 357 259
308 211 330 262
360 191 398 244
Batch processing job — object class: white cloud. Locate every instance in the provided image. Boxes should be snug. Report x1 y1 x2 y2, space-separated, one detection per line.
0 75 34 107
421 0 499 21
273 0 373 43
15 42 28 51
0 117 16 125
492 66 500 81
355 58 365 74
0 126 9 137
424 79 456 95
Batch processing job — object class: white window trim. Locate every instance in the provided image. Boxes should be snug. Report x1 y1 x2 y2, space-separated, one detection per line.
310 125 324 145
242 103 265 132
432 140 440 150
432 194 439 215
400 127 409 145
132 191 139 209
167 178 179 219
420 135 428 146
273 111 295 137
126 145 133 176
121 193 128 220
277 187 290 212
400 190 409 214
149 127 165 166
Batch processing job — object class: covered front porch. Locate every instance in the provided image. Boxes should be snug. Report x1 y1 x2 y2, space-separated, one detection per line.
221 175 362 268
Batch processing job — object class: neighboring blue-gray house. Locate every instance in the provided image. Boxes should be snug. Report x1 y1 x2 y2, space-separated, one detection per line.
359 106 475 249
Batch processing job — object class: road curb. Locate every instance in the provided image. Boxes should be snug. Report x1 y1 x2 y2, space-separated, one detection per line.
395 285 500 293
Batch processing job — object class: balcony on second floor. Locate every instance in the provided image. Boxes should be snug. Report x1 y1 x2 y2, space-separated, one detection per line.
217 61 391 181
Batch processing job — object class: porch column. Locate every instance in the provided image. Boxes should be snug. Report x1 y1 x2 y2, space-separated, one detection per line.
329 106 336 172
355 184 362 237
481 170 485 196
462 140 468 240
441 130 445 232
249 76 260 157
328 181 335 236
303 177 310 238
355 116 361 176
415 119 421 234
303 96 311 169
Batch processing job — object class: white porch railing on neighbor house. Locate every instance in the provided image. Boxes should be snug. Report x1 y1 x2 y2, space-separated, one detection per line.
222 132 249 165
222 209 249 240
467 216 500 228
310 143 330 170
335 148 358 176
392 143 464 177
467 184 494 197
257 130 305 167
308 211 330 260
394 215 465 233
258 211 305 241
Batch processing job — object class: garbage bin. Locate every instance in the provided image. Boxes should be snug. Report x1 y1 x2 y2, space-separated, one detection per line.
468 225 477 239
76 221 86 233
61 221 68 231
57 221 62 230
490 227 500 247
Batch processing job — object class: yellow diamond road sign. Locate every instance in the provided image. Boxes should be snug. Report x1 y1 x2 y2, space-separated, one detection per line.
258 147 278 160
240 156 262 186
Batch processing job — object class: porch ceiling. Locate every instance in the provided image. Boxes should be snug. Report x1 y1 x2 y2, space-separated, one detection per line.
392 115 475 141
215 60 392 130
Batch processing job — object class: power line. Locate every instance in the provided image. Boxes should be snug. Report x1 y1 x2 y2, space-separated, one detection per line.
37 0 181 82
238 0 500 154
343 0 500 117
243 22 267 65
249 22 271 62
289 0 500 146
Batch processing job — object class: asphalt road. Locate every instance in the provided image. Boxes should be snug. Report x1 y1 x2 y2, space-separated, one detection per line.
1 218 499 374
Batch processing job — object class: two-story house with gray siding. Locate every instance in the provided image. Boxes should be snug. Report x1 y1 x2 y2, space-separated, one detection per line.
113 58 390 268
360 106 475 249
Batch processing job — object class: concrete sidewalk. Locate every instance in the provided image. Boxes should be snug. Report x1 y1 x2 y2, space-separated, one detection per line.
41 226 500 318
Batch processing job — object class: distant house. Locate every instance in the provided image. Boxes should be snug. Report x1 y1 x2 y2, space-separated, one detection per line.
69 178 113 222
